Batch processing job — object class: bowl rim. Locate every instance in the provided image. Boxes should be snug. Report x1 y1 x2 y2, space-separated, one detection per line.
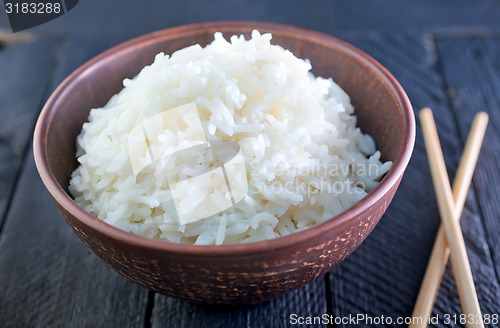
33 21 415 257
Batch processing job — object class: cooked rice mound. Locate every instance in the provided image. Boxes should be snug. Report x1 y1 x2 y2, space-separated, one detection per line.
69 30 392 245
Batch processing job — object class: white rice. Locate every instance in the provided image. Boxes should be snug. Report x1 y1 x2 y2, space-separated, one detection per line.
69 30 392 245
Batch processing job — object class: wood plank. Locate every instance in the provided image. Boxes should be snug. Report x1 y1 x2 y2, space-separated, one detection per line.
3 0 500 37
3 1 191 44
151 295 247 328
0 36 60 229
151 279 327 328
44 35 125 92
325 33 500 326
245 280 327 328
1 20 499 328
0 151 149 327
0 35 152 327
437 35 500 287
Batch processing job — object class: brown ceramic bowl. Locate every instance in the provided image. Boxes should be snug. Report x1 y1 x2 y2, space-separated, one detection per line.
33 21 415 304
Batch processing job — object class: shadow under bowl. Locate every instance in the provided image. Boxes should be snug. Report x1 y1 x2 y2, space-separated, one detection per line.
33 21 415 304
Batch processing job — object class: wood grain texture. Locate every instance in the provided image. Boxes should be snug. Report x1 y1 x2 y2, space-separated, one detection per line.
245 279 327 328
326 33 500 327
151 279 327 328
1 1 500 326
0 36 151 328
2 0 500 36
0 37 60 228
437 35 500 292
0 152 149 328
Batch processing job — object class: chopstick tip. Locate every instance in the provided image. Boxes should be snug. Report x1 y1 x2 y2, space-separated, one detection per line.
475 111 489 123
419 107 434 122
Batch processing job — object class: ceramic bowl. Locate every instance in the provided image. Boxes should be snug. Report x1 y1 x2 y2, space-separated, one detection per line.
33 21 415 304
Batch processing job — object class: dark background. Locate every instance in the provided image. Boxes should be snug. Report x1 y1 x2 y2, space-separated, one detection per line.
0 1 499 327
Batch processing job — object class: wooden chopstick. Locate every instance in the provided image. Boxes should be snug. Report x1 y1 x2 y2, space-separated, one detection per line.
415 108 487 328
410 110 489 328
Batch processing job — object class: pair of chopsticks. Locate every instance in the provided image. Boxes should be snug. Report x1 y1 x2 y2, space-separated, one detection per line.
410 108 488 328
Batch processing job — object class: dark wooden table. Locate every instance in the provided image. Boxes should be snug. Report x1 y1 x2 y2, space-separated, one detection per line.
1 1 499 327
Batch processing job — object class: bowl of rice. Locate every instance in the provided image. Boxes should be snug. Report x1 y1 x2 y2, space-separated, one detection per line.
34 21 415 304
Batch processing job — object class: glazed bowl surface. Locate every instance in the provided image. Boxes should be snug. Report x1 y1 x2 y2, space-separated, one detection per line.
33 21 415 304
